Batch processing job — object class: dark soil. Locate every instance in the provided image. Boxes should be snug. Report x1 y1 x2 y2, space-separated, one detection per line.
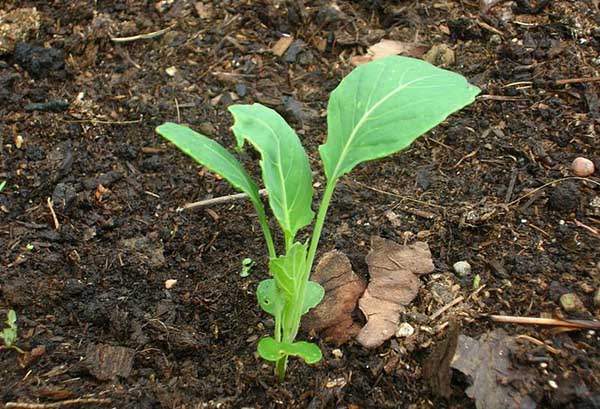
1 1 600 408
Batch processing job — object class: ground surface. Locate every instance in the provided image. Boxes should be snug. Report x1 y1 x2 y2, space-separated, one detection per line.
1 1 600 408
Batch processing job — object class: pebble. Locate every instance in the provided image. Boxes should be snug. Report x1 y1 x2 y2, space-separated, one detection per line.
593 288 600 308
395 322 415 338
453 260 472 277
548 380 558 389
571 157 595 177
165 279 177 289
559 293 587 313
331 348 343 359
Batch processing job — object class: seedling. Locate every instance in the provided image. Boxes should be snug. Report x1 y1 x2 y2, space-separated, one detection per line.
0 310 24 353
240 257 256 277
157 56 479 380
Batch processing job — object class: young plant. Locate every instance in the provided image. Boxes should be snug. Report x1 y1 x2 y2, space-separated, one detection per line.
156 56 480 380
0 310 24 353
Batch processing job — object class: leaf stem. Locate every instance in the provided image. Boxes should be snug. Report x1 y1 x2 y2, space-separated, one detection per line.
305 178 338 279
255 205 276 259
275 355 287 381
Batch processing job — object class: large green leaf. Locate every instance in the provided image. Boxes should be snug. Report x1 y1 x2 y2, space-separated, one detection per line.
156 123 262 208
269 242 308 300
257 337 322 364
229 104 314 239
320 56 481 180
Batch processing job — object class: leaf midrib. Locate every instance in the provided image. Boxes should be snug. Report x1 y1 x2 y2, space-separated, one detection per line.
329 74 437 179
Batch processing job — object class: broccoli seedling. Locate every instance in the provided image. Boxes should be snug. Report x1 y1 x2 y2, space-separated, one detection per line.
0 310 24 353
156 56 480 380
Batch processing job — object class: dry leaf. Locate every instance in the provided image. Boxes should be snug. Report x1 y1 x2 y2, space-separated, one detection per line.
351 39 428 65
451 330 538 409
303 251 366 344
356 237 434 348
272 36 294 57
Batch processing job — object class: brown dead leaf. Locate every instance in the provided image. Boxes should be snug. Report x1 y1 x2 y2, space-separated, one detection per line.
423 319 460 398
451 330 538 409
272 36 294 57
82 344 135 381
303 251 366 344
351 39 428 65
356 237 434 348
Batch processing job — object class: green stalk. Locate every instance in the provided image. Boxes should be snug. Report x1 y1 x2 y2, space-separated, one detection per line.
283 179 338 343
255 204 276 259
305 178 338 281
275 355 288 381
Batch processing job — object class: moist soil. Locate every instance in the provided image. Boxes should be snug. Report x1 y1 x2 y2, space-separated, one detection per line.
1 1 600 408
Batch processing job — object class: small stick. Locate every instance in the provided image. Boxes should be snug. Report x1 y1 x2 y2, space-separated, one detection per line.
46 197 59 230
6 398 111 409
573 219 600 238
555 76 600 86
515 334 561 354
430 296 464 321
179 189 268 211
110 25 174 43
508 176 600 206
489 315 600 330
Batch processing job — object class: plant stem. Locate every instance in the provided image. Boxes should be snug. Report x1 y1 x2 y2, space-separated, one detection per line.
305 179 338 279
255 205 276 259
282 179 338 343
276 355 288 381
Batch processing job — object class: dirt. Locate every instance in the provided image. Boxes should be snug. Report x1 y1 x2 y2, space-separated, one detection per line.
1 1 600 408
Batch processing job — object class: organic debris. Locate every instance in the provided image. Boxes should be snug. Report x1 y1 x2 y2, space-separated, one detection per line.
351 39 428 65
356 237 434 348
450 330 537 409
423 320 460 398
303 250 366 344
82 344 135 381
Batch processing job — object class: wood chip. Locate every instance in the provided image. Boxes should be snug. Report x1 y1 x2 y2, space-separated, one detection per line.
271 36 294 57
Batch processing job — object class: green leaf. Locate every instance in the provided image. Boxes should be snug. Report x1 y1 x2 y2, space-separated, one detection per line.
229 104 314 239
320 56 481 181
302 281 325 314
156 123 262 208
257 279 285 317
269 242 308 300
257 337 322 364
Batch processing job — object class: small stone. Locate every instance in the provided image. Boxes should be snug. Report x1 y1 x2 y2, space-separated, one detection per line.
395 322 415 338
548 380 558 389
571 157 595 177
331 348 343 359
453 260 472 277
559 293 587 313
593 288 600 308
165 279 177 289
424 44 455 67
165 66 177 77
489 34 502 45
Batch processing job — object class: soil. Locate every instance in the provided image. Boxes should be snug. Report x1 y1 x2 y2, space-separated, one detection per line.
1 1 600 408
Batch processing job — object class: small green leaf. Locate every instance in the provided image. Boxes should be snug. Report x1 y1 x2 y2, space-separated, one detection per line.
229 104 314 239
156 123 262 208
240 257 255 277
7 310 17 328
0 180 6 192
257 279 285 317
302 281 325 314
321 56 480 181
269 242 308 301
257 337 322 364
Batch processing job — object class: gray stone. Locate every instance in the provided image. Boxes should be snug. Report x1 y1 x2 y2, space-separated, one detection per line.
453 260 472 277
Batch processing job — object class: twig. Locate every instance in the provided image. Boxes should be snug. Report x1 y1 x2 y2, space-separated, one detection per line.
515 335 561 354
5 398 111 408
46 197 59 230
59 117 143 125
430 296 464 321
508 176 600 207
478 95 527 101
573 219 600 238
555 76 600 86
179 189 268 211
110 25 174 43
489 315 600 330
350 179 444 208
